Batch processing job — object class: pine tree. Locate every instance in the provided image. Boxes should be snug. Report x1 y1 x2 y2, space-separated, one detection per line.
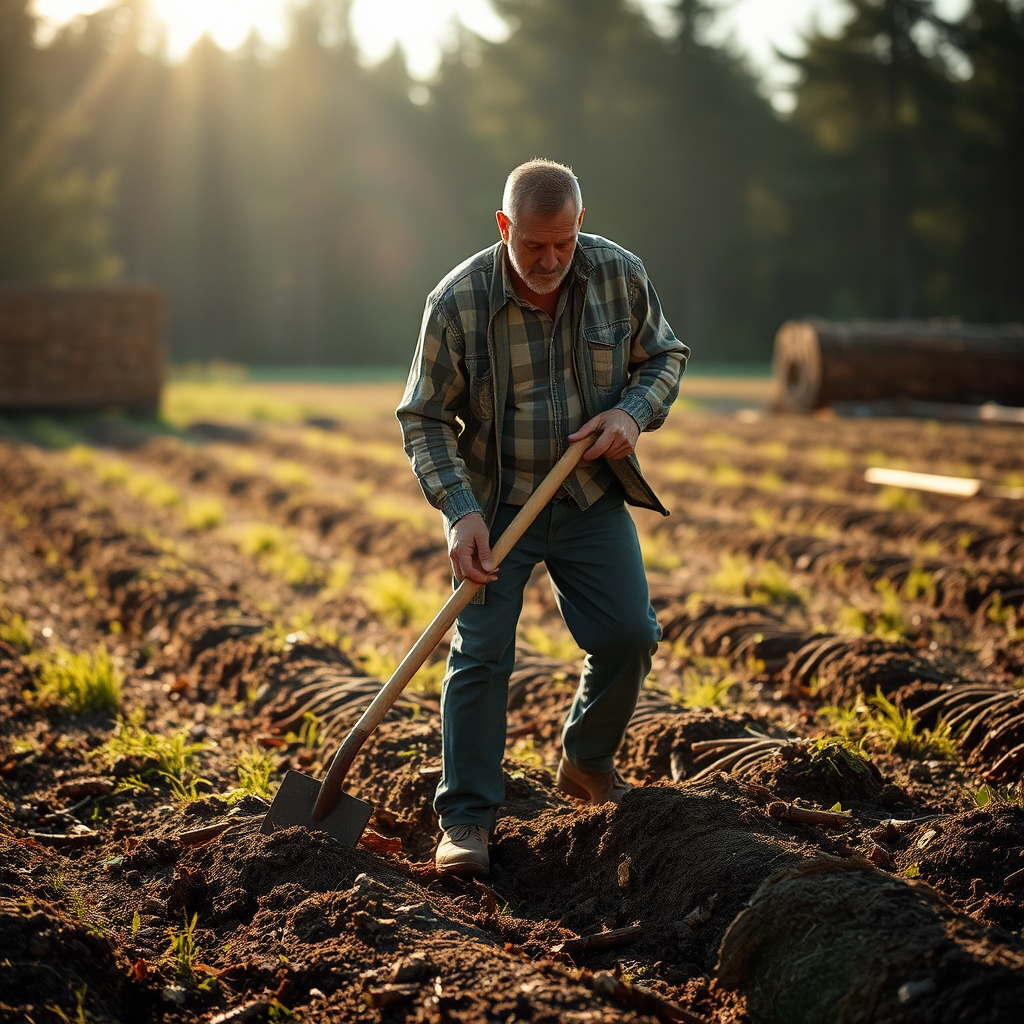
0 0 123 284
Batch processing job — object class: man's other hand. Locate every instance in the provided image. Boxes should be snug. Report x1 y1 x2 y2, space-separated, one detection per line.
449 512 498 584
569 409 640 461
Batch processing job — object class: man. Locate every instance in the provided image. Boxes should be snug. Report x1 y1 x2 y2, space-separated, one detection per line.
398 158 688 877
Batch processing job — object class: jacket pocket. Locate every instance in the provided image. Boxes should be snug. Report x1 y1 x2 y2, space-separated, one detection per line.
583 318 630 391
466 355 494 421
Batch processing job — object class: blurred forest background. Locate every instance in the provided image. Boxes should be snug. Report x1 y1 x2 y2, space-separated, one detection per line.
0 0 1021 367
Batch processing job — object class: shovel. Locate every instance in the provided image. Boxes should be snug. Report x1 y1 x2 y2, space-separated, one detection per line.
256 434 597 845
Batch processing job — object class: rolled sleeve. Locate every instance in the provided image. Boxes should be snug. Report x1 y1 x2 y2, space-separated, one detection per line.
397 299 482 527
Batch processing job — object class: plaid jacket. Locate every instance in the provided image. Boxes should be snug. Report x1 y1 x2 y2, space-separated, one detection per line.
397 233 689 528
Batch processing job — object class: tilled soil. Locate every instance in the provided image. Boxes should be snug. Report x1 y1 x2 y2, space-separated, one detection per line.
1 384 1022 1024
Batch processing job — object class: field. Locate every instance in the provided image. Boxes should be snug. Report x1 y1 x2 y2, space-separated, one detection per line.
2 377 1024 1023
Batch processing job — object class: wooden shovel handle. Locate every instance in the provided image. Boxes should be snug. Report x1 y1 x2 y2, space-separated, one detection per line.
312 434 597 820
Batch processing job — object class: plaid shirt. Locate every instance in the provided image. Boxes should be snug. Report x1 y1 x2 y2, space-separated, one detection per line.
397 232 688 529
500 259 616 507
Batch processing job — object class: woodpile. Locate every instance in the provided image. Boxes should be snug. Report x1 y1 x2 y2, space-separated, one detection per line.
0 287 165 414
772 318 1024 413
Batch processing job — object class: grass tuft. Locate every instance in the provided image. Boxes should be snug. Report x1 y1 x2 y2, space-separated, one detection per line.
357 644 445 698
166 913 201 986
0 612 33 651
668 667 737 709
30 644 122 714
807 737 873 782
234 745 275 800
639 531 681 573
91 709 207 783
364 571 443 630
183 498 225 531
975 783 1024 807
819 689 958 760
522 624 580 660
711 555 805 606
126 473 182 509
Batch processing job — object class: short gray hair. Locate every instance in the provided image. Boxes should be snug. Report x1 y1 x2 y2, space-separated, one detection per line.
502 158 582 223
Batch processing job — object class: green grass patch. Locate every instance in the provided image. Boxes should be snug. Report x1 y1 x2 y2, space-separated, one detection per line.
163 381 306 427
232 745 275 801
269 460 312 489
183 497 226 531
807 737 873 782
710 463 745 487
284 710 324 751
91 709 208 785
522 624 581 660
878 486 922 512
975 783 1024 807
95 459 131 486
811 446 851 470
233 523 324 588
819 689 958 760
357 644 445 698
166 912 205 988
711 555 805 606
363 570 444 630
639 531 681 573
126 473 182 509
29 644 122 714
0 612 33 651
667 667 737 709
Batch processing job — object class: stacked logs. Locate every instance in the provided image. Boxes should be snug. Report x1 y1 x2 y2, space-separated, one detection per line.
0 287 165 413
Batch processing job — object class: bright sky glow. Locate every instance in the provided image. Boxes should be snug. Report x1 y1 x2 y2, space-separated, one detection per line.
696 0 971 108
31 0 974 104
350 0 509 79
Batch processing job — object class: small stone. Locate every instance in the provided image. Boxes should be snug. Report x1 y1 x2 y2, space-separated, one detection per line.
161 986 188 1005
390 954 434 984
683 906 711 928
56 778 114 800
352 910 378 933
897 979 936 1003
867 843 893 867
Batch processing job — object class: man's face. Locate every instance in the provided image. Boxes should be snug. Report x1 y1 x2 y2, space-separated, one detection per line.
496 202 585 297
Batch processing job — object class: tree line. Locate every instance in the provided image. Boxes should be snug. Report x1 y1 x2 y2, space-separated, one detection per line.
0 0 1020 366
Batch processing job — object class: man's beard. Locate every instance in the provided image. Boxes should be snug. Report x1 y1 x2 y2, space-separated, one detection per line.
509 251 571 295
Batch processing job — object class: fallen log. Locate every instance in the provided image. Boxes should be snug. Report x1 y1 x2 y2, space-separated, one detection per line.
716 857 1024 1024
772 318 1024 413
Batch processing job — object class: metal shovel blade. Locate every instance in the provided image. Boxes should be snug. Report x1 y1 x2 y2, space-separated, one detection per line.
260 770 373 846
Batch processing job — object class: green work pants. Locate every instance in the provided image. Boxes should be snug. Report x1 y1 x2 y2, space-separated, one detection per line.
435 489 661 831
